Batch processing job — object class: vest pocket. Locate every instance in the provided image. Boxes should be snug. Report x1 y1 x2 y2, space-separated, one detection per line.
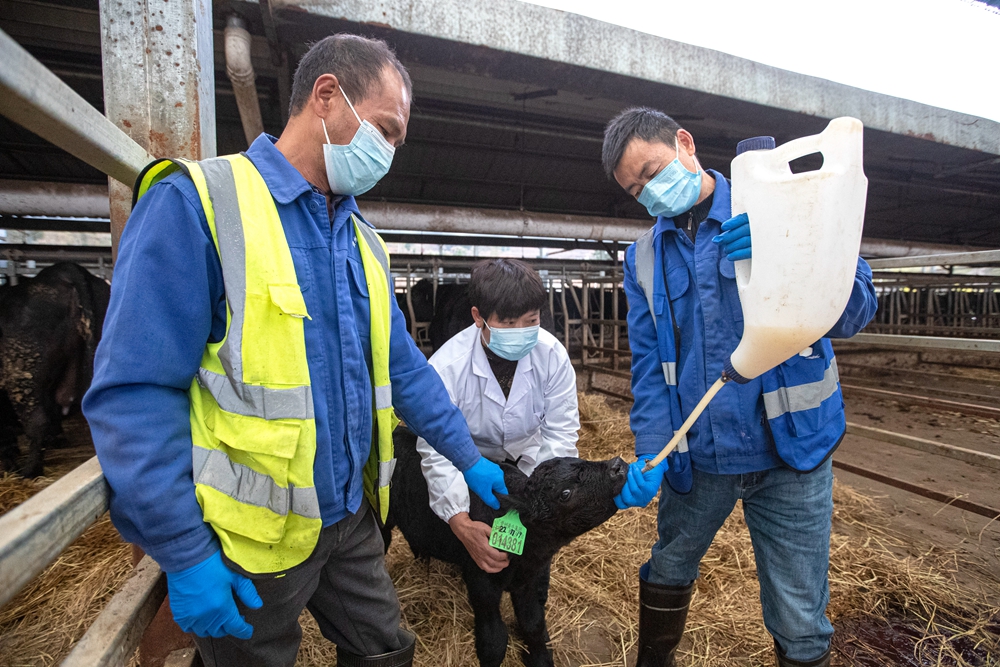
196 403 303 543
242 290 311 385
769 356 842 437
268 284 309 318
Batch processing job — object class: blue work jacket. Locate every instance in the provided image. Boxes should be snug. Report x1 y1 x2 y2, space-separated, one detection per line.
83 135 481 573
623 171 877 491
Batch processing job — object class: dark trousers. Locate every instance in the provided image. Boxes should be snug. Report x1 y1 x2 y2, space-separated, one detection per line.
194 502 403 667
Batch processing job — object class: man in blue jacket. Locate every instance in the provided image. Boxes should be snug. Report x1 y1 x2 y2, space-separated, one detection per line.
602 108 877 667
83 35 507 667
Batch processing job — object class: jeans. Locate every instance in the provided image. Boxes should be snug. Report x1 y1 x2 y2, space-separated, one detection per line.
645 459 834 661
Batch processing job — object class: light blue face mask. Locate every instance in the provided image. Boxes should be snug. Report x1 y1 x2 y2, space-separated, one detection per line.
322 86 395 196
483 322 539 361
636 137 702 218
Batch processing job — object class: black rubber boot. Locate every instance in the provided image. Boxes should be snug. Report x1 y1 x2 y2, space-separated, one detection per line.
636 578 693 667
773 641 831 667
336 629 416 667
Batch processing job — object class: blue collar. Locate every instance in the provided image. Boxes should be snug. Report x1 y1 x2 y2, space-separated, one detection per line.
244 134 314 205
243 134 361 220
652 169 732 239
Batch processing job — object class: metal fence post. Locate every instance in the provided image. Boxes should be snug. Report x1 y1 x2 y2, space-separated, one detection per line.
99 0 217 254
99 0 216 661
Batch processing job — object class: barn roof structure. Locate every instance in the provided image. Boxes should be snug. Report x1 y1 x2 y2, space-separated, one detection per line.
1 0 998 253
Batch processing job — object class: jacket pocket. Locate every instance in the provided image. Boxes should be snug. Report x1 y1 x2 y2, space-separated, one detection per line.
348 258 369 298
288 249 313 292
719 256 744 325
665 266 689 303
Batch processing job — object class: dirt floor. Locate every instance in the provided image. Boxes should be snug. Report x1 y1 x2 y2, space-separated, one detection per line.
2 359 1000 666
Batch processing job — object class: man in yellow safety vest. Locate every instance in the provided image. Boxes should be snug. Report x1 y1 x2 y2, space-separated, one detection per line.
83 34 508 667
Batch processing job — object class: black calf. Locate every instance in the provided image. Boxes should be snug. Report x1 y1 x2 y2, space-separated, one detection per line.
385 428 627 667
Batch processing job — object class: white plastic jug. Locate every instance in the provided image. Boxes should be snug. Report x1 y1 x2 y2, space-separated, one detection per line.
726 116 868 382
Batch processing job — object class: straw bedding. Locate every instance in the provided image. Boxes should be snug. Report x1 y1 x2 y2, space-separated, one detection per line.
1 393 997 666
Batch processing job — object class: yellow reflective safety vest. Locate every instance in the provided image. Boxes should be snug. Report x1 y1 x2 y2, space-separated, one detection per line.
133 154 398 574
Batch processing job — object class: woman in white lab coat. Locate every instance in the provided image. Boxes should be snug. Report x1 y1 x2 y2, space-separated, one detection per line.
416 258 580 573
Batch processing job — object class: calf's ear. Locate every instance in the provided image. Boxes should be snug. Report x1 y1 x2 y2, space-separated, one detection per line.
498 463 531 514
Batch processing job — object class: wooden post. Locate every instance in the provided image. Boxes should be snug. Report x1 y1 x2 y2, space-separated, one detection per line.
100 0 216 662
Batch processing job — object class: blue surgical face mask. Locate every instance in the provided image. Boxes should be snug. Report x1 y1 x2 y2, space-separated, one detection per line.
636 137 702 218
483 322 539 361
322 86 395 196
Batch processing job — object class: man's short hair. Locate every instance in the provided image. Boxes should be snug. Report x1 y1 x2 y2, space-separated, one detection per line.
289 34 413 117
468 259 548 322
602 107 682 178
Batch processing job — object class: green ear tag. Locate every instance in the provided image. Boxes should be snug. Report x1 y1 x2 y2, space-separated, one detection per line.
489 510 526 556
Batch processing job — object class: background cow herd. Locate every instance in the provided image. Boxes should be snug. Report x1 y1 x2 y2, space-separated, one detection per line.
0 262 626 478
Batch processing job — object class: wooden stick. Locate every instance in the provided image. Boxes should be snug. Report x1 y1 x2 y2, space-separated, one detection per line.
643 376 728 472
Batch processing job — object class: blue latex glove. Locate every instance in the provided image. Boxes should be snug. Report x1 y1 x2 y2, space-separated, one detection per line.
614 456 667 510
166 550 263 639
463 456 509 510
713 212 752 261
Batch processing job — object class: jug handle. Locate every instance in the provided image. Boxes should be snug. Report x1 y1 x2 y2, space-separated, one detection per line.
768 117 862 174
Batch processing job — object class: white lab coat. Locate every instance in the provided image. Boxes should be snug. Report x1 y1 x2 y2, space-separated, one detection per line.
416 324 580 523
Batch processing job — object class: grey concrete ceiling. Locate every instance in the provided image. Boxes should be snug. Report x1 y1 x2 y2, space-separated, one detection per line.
1 0 998 247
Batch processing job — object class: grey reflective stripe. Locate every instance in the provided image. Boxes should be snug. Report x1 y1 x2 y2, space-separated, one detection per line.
193 446 321 520
674 432 689 454
200 158 246 382
353 216 391 279
374 383 393 411
196 158 312 422
636 230 677 387
763 358 841 419
634 229 658 332
378 458 397 487
198 368 314 420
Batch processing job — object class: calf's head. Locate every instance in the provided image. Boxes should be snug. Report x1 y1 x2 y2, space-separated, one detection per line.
479 456 628 547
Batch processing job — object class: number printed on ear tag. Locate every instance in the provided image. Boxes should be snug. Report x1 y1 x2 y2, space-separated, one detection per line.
489 510 526 556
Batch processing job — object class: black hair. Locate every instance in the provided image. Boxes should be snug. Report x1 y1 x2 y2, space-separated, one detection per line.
288 34 413 117
601 107 682 178
467 259 548 322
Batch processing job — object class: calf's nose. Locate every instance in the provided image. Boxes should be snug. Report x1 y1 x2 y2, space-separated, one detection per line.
609 457 627 479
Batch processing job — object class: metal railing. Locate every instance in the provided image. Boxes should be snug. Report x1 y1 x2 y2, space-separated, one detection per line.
0 25 174 667
850 250 1000 351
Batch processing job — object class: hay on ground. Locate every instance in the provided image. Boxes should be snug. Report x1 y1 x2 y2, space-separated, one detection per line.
1 394 997 666
0 473 132 667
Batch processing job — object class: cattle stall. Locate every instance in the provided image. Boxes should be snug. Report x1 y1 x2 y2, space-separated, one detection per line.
2 0 1000 664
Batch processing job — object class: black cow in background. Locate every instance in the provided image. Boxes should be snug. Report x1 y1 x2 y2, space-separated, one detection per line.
428 283 475 352
399 277 435 334
0 263 110 476
384 427 627 667
399 279 557 352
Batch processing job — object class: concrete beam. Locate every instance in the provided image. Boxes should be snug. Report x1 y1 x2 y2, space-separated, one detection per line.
364 201 647 242
273 0 1000 156
0 184 993 256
